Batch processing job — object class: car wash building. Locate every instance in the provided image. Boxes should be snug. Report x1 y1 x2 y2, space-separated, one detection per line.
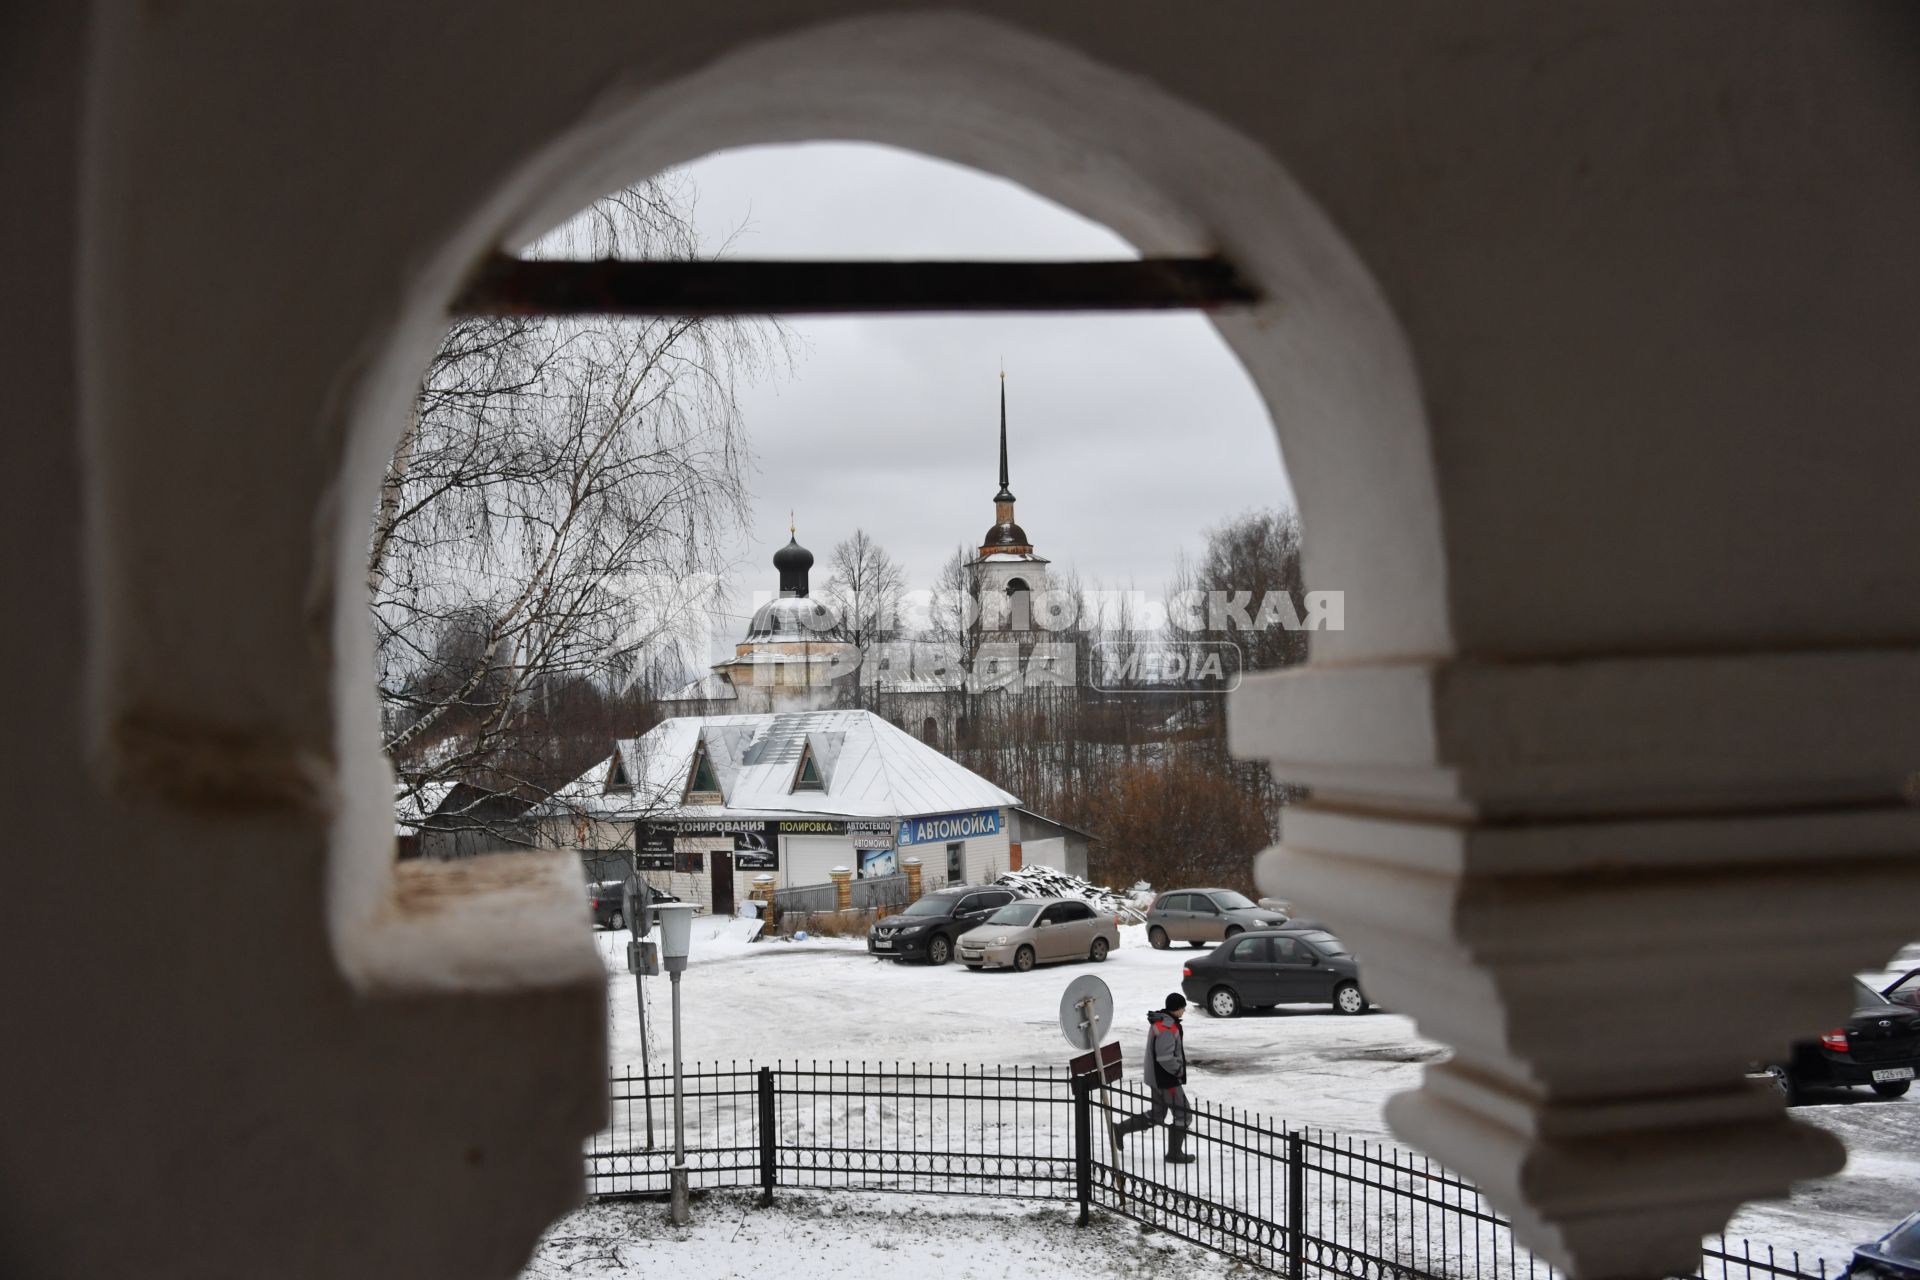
543 708 1020 913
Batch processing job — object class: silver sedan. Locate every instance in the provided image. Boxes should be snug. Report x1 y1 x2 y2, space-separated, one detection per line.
958 899 1120 972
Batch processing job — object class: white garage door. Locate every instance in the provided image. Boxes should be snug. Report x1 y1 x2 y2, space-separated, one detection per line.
783 835 855 887
1022 836 1067 872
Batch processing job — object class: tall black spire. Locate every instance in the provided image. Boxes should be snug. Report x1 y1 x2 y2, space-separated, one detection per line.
994 370 1015 503
980 370 1032 552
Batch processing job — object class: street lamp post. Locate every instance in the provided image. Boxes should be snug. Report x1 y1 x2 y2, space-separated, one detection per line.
654 902 697 1225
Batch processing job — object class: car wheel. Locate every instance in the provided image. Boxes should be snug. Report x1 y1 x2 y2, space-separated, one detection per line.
1333 981 1369 1015
927 935 951 966
1208 986 1240 1018
609 911 624 932
1015 945 1036 973
1872 1080 1911 1099
1765 1065 1800 1106
1224 925 1243 940
1089 937 1109 963
1148 927 1169 950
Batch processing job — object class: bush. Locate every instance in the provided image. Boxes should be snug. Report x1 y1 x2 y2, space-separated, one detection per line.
775 907 880 939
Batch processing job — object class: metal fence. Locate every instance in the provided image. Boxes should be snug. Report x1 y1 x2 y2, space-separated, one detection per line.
848 872 910 912
585 1063 1834 1280
769 871 935 916
769 882 837 915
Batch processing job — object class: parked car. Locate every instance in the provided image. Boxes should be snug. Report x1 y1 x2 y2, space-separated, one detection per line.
867 886 1017 965
1842 1210 1920 1280
957 899 1121 972
588 879 677 930
1145 888 1289 950
1884 968 1920 1012
1180 926 1368 1018
1767 978 1920 1103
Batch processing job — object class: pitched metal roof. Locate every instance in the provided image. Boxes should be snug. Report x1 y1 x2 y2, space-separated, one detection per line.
542 709 1018 822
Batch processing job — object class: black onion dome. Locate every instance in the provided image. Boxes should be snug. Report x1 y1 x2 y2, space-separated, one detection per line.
772 535 813 596
982 520 1030 548
772 536 812 574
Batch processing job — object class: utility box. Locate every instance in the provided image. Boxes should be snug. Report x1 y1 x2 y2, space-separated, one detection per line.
626 939 661 977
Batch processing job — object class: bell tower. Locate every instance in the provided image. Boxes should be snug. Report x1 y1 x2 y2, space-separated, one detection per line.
969 373 1053 685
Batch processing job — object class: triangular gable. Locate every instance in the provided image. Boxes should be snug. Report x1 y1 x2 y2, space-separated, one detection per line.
801 729 845 792
792 746 824 791
604 752 633 793
685 740 723 800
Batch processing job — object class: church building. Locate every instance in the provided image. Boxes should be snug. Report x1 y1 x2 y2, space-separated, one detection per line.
669 522 856 713
664 373 1080 721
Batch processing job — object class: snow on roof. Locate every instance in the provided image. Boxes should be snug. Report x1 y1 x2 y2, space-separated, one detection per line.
542 709 1018 822
661 671 736 703
394 780 454 833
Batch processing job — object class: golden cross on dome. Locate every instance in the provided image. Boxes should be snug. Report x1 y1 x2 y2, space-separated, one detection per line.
789 509 795 537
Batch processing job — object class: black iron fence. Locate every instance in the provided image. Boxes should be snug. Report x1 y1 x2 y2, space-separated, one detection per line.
586 1062 1835 1280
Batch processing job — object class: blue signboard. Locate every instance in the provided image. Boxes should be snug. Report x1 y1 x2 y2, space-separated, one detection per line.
897 808 1002 847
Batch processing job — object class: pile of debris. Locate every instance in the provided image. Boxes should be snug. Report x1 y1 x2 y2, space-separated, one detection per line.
993 866 1148 925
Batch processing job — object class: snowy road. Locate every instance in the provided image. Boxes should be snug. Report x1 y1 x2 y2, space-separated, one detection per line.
588 919 1920 1268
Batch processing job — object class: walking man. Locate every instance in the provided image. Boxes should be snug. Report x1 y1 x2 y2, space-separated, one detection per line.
1113 992 1195 1164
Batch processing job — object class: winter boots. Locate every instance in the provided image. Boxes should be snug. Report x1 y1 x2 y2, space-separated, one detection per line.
1165 1128 1196 1164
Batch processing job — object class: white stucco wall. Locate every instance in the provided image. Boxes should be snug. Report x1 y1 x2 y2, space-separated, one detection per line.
12 5 1920 1277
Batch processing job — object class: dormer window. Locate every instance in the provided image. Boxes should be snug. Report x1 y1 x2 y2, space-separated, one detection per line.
685 743 722 801
792 745 824 792
604 754 632 793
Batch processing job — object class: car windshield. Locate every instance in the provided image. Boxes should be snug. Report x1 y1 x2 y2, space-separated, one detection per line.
902 897 956 917
1300 931 1350 957
988 903 1044 926
1212 891 1256 910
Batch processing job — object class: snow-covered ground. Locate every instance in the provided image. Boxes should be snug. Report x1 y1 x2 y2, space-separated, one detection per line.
566 919 1920 1273
599 919 1441 1134
526 1191 1237 1280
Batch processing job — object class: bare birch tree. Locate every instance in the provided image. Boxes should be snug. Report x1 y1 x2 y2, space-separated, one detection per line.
373 176 784 837
823 529 907 705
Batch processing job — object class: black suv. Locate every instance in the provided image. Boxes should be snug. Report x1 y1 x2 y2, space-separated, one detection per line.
868 887 1017 965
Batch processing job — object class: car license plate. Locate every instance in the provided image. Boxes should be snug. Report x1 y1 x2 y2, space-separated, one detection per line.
873 939 892 950
1872 1067 1914 1083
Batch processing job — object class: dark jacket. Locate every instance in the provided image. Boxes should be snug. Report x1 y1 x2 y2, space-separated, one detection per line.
1145 1009 1186 1090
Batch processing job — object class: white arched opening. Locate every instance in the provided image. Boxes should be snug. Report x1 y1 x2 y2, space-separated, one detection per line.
328 5 1443 944
57 6 1920 1279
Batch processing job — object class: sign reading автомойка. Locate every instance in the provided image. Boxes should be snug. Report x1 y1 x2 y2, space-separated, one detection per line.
896 808 1002 846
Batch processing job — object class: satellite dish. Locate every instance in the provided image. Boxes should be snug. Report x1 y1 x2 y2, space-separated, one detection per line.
1058 975 1114 1050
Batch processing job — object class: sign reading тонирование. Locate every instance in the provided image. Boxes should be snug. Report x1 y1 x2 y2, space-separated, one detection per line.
896 808 1002 846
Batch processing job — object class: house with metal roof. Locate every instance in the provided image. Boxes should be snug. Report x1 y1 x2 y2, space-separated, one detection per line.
542 708 1020 913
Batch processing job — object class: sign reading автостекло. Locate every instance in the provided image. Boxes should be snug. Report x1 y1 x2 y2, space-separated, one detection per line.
896 808 1002 846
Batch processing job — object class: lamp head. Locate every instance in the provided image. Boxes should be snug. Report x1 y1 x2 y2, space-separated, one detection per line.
655 902 697 961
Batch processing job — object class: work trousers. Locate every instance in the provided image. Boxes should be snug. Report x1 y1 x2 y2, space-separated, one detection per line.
1114 1084 1191 1153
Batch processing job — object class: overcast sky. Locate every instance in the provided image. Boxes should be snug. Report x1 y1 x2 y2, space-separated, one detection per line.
663 142 1292 647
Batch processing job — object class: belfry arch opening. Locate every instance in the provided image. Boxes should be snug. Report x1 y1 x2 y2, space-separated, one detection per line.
332 0 1444 1143
32 8 1911 1280
327 6 1460 1271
